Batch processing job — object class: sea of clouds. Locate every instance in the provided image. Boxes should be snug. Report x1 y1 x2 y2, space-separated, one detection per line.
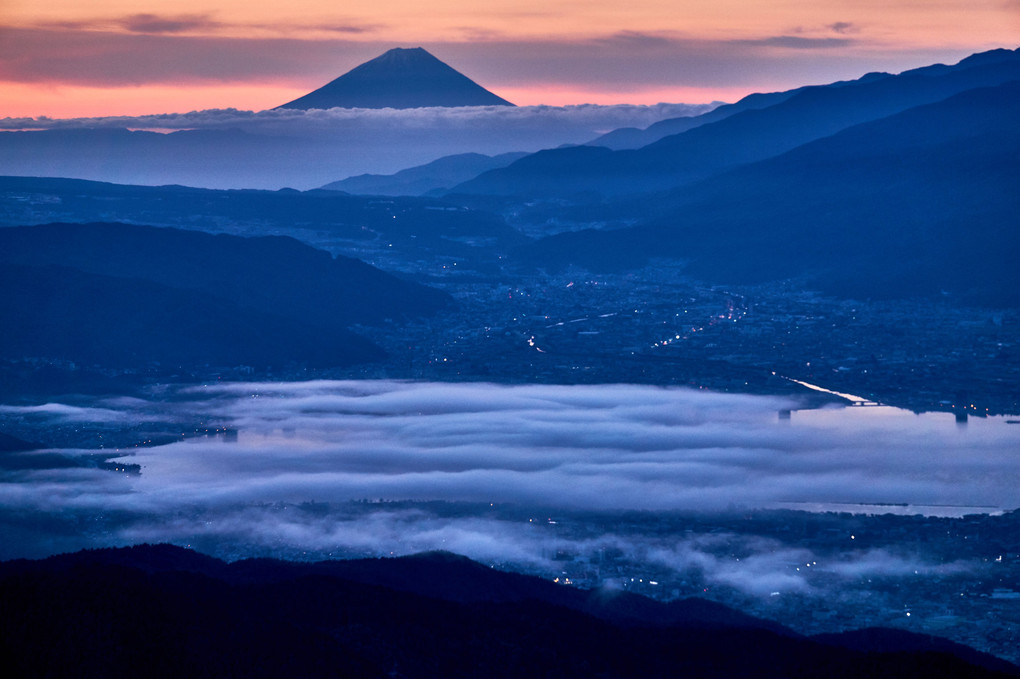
0 103 715 189
1 381 1015 596
1 102 716 135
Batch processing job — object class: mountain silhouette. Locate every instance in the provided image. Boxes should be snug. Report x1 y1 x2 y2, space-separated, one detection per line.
586 73 895 150
525 81 1020 305
2 544 1016 679
320 151 528 195
453 47 1020 197
0 176 526 255
277 47 514 110
0 222 452 327
584 50 1017 151
0 261 385 369
0 222 454 370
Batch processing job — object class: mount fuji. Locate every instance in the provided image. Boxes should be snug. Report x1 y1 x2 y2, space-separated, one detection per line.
277 47 515 110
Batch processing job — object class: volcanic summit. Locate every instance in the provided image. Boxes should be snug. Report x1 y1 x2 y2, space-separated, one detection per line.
276 47 515 110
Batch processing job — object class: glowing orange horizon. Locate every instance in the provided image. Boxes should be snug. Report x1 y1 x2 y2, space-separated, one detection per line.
1 1 1017 119
1 81 767 120
0 83 310 120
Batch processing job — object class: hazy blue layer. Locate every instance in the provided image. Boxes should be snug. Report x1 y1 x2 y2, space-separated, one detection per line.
2 382 1017 565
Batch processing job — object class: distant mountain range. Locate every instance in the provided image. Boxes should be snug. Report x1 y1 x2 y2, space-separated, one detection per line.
277 47 514 110
2 544 1015 679
454 47 1020 197
0 223 452 370
522 79 1020 305
0 176 525 255
3 48 1016 310
581 57 988 151
0 432 39 453
320 151 528 196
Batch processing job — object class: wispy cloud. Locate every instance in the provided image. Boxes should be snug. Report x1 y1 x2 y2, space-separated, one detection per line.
828 21 861 35
594 30 685 49
5 381 1018 514
320 24 381 35
119 13 221 35
0 100 719 189
28 14 224 36
0 101 716 132
0 24 965 93
0 403 142 425
0 381 1012 599
23 14 383 38
738 36 855 49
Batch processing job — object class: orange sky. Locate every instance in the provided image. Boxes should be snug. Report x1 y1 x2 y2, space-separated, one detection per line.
1 0 1017 117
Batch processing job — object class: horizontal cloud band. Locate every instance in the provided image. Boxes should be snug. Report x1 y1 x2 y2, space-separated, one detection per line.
1 380 1016 602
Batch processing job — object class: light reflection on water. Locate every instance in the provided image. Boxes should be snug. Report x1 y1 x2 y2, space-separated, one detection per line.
773 404 1016 516
771 501 1003 518
787 404 1000 427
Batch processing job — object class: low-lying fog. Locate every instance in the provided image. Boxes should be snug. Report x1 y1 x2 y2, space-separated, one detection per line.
0 103 715 189
2 381 1017 599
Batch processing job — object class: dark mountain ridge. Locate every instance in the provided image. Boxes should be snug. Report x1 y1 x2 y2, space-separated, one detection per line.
0 431 41 453
453 47 1020 197
2 544 1016 679
0 176 525 255
524 80 1020 306
0 222 452 327
320 151 529 196
277 47 514 110
0 126 321 189
586 47 1018 150
0 262 383 369
0 223 453 370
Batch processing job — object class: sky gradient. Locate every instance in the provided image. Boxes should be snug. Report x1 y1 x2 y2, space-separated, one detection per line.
1 1 1018 117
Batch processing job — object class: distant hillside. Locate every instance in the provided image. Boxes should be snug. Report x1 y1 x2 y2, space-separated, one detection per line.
0 223 453 369
277 47 514 110
0 126 322 190
585 53 995 150
0 176 526 255
525 81 1020 306
0 222 452 325
454 47 1020 197
2 544 1015 679
320 152 528 196
0 263 382 368
588 89 804 150
0 432 40 453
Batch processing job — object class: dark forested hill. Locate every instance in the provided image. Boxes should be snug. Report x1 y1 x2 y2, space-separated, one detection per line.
584 48 1015 151
524 81 1020 306
1 545 1016 679
0 262 384 368
0 222 451 325
320 152 528 196
0 223 452 369
454 48 1020 197
0 176 524 253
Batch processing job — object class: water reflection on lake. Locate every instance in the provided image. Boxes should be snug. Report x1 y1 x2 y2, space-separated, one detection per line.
774 403 1017 515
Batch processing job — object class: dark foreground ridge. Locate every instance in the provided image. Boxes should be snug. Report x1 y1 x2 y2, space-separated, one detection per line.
0 222 452 371
2 544 1016 679
277 47 515 110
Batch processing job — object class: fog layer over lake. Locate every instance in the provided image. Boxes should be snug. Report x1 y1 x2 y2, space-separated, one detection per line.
2 381 1017 596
